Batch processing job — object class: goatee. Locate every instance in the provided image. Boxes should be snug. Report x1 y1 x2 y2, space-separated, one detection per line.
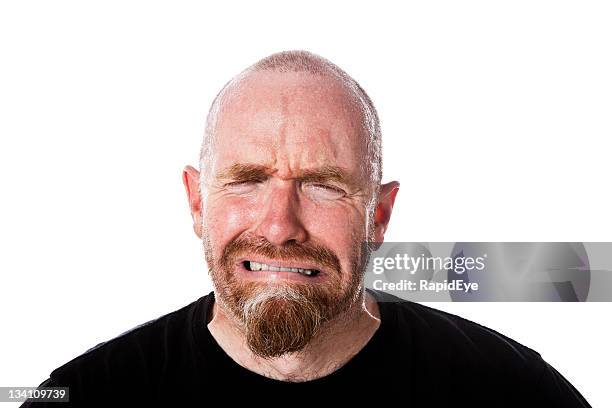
205 234 364 358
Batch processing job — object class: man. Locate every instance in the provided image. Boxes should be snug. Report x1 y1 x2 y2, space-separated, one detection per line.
24 51 591 406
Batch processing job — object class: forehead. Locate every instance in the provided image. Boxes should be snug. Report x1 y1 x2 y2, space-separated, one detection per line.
211 71 368 177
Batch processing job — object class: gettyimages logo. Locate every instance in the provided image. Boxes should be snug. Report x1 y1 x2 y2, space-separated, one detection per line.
372 252 486 275
364 242 610 302
365 243 485 296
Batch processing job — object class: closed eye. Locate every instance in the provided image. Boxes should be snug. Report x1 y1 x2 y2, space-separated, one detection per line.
224 179 264 194
302 182 346 200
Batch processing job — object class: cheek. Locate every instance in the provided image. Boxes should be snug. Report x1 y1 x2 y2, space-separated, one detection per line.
304 207 347 237
203 197 255 249
302 200 366 240
301 201 367 270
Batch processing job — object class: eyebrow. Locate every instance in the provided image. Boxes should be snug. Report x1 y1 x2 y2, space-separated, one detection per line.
216 163 359 189
216 163 271 182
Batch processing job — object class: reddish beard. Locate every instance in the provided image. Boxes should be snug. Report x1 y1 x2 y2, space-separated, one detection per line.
205 234 364 359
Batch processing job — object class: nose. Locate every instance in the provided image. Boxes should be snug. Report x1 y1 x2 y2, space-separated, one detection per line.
253 180 308 246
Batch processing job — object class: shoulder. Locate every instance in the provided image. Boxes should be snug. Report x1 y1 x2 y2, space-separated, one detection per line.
374 292 592 406
371 288 542 360
369 289 549 397
47 294 211 395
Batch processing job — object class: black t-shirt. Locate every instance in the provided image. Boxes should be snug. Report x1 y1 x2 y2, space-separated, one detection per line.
23 289 591 407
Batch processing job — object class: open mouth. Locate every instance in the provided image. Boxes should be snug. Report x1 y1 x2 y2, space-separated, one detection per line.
243 260 321 277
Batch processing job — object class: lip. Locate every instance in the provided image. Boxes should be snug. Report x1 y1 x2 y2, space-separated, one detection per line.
235 257 328 282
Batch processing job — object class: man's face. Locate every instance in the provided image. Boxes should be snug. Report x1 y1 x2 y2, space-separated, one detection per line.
199 71 376 358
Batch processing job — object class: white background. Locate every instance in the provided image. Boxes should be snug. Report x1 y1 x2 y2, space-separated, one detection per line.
1 1 610 406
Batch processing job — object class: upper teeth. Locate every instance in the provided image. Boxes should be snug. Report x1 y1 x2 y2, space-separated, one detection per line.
248 261 317 276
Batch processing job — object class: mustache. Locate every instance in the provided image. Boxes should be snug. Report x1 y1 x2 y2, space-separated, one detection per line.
220 235 341 275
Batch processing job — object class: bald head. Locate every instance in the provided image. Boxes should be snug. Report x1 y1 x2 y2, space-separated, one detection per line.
200 51 382 192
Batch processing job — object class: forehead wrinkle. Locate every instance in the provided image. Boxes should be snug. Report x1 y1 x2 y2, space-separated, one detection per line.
278 93 289 150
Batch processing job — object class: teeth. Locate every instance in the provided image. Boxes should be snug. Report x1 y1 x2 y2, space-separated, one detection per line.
248 261 317 276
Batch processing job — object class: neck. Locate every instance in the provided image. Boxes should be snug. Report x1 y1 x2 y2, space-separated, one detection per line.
207 288 381 382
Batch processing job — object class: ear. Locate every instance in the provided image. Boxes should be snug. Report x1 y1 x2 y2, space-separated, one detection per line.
373 181 400 244
182 165 203 238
